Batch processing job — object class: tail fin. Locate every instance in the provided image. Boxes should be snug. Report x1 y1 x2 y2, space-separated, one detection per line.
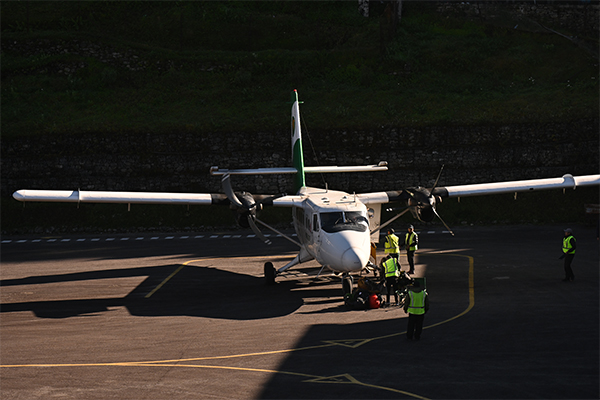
210 90 387 192
291 89 306 192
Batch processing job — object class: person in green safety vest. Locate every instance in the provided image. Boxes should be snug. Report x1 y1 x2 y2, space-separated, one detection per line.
403 225 418 275
403 280 429 341
380 255 400 306
560 228 577 282
384 228 400 261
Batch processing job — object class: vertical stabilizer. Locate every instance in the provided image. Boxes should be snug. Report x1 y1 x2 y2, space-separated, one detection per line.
291 90 306 192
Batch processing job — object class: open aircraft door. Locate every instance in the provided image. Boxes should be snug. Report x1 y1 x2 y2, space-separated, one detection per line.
367 204 382 244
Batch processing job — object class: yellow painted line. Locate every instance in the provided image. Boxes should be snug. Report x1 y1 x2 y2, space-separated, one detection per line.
325 253 475 345
424 254 474 329
3 252 472 400
144 255 296 298
128 343 334 365
144 264 186 298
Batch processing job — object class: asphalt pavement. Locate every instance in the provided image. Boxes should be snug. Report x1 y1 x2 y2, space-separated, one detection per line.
1 224 598 399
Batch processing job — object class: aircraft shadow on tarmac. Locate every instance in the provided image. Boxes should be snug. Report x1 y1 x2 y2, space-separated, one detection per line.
0 264 346 319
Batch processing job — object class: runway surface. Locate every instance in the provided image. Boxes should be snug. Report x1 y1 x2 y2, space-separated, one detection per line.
1 224 598 399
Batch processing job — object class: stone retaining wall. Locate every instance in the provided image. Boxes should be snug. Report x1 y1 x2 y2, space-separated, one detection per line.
3 120 598 197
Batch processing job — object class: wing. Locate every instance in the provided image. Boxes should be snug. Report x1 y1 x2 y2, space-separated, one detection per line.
357 174 600 204
12 189 227 205
12 189 306 207
433 174 600 198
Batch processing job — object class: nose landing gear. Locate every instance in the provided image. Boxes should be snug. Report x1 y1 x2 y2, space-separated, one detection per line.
342 273 353 296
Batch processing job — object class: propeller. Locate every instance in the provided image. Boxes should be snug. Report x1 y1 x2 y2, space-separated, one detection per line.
221 174 272 245
387 165 454 236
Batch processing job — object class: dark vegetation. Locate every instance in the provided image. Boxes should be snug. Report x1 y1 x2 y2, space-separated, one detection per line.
2 1 598 233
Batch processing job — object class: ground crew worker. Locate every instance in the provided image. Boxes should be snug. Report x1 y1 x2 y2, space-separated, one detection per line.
560 228 576 282
404 225 418 274
384 229 400 261
381 255 400 306
403 281 429 341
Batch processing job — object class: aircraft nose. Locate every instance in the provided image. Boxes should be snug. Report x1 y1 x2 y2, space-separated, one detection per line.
341 247 367 270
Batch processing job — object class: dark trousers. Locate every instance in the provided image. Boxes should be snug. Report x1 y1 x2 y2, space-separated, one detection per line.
385 276 398 304
564 253 575 280
407 313 424 340
406 250 415 273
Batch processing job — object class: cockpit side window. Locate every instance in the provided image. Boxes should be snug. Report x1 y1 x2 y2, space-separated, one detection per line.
320 211 368 233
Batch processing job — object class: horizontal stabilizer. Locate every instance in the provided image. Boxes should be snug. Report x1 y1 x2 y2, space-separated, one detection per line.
305 162 388 174
210 162 387 176
210 167 298 176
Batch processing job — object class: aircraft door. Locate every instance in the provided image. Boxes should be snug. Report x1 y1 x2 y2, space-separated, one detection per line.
312 213 321 249
367 204 381 243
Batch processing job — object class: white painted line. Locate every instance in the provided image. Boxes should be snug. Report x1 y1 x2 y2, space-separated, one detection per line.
1 240 12 244
151 237 159 240
120 237 129 241
179 236 189 239
165 236 174 240
61 239 71 242
136 237 144 240
77 239 86 242
194 235 204 239
106 238 115 241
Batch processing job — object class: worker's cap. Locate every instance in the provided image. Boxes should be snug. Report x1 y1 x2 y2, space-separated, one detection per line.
387 228 395 233
408 225 414 230
564 228 573 234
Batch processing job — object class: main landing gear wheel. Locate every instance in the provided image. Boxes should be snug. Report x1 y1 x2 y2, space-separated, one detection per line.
264 262 276 285
342 274 353 296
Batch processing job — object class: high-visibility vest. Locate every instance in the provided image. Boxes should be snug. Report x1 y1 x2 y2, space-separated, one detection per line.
407 290 426 315
384 258 399 278
405 232 418 251
563 236 576 254
384 234 399 254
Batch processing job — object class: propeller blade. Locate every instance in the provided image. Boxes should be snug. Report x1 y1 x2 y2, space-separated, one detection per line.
222 174 244 208
431 164 445 191
248 215 272 245
432 207 455 236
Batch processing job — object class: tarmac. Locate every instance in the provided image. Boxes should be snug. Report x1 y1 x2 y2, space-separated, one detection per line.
1 224 598 399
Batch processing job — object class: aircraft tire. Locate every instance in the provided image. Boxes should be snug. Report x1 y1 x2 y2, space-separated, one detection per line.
264 262 276 285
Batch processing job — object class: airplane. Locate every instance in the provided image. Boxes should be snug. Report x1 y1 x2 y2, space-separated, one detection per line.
12 90 600 295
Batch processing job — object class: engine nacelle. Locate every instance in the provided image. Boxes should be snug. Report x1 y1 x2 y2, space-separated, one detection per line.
407 188 441 222
230 191 258 228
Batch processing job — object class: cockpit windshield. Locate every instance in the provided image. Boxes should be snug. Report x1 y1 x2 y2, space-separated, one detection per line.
320 211 369 233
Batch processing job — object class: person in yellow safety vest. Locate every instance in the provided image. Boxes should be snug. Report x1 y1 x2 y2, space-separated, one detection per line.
403 225 418 274
560 228 577 282
381 255 400 306
403 281 429 341
384 228 400 261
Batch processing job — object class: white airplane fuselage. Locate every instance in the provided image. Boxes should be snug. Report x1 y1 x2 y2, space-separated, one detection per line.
291 187 372 273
